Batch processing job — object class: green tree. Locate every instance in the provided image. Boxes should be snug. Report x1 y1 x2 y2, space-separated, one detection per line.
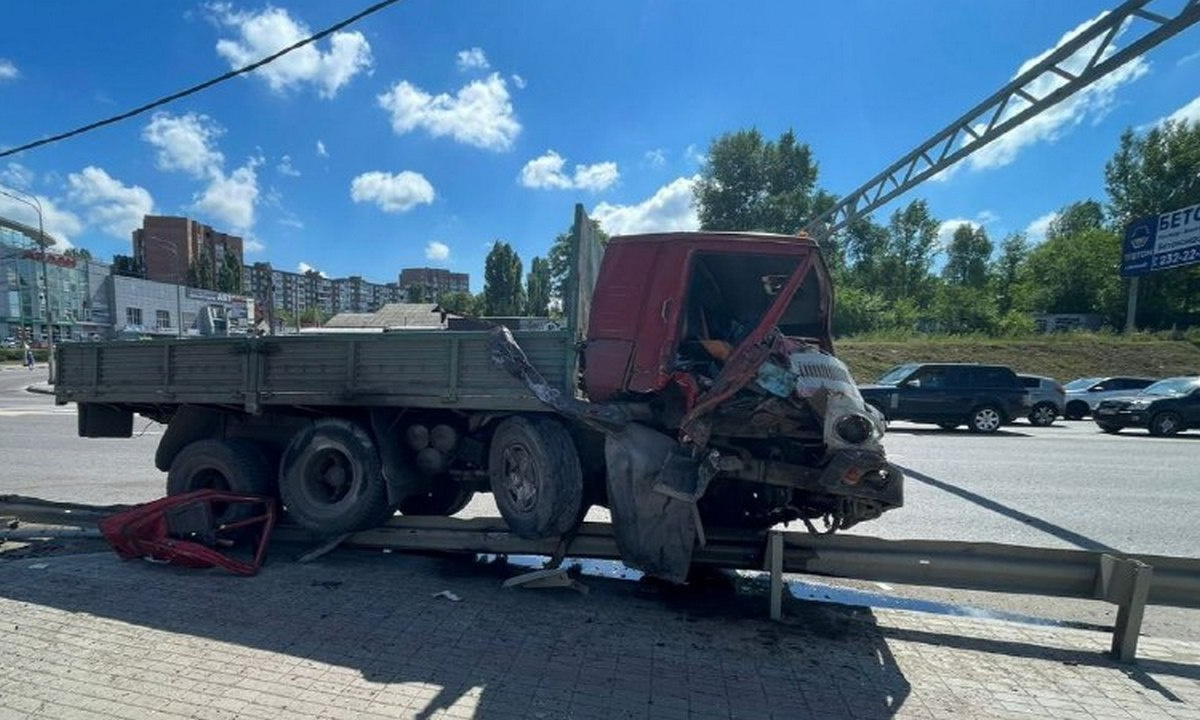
942 224 992 289
927 284 998 335
217 252 242 294
436 291 478 316
1106 121 1200 225
1046 200 1106 241
64 247 93 261
406 285 426 303
694 128 825 234
1020 227 1123 323
881 199 940 303
991 232 1030 315
111 254 144 278
1105 120 1200 329
483 241 525 316
188 248 215 290
525 256 551 316
548 217 608 304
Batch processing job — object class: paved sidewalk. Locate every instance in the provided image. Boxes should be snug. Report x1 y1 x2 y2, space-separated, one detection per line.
1 548 1199 720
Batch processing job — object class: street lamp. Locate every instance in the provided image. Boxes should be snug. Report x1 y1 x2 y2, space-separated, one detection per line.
0 184 54 382
145 235 184 338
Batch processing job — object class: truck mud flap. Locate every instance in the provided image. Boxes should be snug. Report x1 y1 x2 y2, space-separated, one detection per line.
604 423 700 584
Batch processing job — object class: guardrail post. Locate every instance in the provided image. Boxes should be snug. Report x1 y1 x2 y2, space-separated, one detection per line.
766 530 783 621
1095 555 1153 662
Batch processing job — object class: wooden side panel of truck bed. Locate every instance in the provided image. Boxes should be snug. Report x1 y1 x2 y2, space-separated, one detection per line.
55 331 572 412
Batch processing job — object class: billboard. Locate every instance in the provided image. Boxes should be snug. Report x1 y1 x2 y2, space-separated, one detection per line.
1120 201 1200 277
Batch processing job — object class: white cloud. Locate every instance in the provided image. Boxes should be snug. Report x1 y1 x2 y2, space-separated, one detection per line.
425 241 450 261
378 73 521 151
457 48 489 71
298 262 326 277
316 140 328 157
193 159 261 232
519 150 619 191
211 4 372 98
276 155 300 177
143 112 225 179
1025 211 1058 244
1142 94 1200 131
1180 50 1200 66
0 192 83 249
684 144 706 166
942 12 1148 179
243 235 265 253
0 58 17 81
1 162 34 189
644 149 667 168
510 73 526 89
66 167 155 239
936 219 982 251
350 171 435 213
591 176 699 236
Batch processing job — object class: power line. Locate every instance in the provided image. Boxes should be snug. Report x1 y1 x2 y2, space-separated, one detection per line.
0 0 402 159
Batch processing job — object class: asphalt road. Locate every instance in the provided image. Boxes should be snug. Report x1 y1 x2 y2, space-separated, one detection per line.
4 363 1197 557
4 361 1199 639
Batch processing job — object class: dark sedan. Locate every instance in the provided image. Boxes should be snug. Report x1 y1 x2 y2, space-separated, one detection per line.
1093 376 1200 436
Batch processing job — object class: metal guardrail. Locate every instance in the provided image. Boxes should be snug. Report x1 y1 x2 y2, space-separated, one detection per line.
3 495 1198 661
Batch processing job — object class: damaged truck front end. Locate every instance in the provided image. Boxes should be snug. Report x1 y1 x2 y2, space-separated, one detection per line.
588 233 902 582
494 229 901 582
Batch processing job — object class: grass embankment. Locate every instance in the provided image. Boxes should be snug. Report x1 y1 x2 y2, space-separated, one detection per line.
836 333 1200 384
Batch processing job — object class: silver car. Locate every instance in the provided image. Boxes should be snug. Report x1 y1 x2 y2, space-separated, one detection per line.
1063 376 1156 420
1018 374 1065 426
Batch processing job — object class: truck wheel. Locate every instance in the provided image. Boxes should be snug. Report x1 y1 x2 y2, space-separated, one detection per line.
1097 422 1122 434
968 405 1003 433
166 439 272 523
278 419 389 535
488 416 583 539
1064 401 1088 421
398 481 475 517
1149 411 1182 437
1028 402 1058 427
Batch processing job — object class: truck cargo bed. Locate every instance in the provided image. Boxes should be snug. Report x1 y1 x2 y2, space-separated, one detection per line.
54 331 573 413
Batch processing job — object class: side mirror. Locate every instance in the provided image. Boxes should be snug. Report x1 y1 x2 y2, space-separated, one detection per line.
1089 386 1105 392
902 378 920 388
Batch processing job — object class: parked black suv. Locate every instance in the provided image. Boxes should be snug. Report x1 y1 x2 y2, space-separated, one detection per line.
858 363 1030 433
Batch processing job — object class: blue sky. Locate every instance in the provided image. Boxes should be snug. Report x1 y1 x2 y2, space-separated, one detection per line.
1 1 1198 292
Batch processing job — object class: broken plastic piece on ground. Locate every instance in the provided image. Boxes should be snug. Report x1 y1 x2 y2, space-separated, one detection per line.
432 590 462 602
502 567 590 594
98 490 276 576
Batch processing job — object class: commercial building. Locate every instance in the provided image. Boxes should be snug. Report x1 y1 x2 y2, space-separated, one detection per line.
0 218 102 343
111 275 254 337
398 267 470 297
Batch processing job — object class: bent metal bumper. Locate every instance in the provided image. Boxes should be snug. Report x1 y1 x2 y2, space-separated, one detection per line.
723 448 904 511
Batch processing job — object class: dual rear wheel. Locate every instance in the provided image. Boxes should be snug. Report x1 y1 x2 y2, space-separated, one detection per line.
166 415 584 540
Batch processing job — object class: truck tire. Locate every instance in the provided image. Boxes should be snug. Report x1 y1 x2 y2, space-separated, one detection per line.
166 439 273 524
398 481 475 517
488 416 583 539
278 419 390 535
